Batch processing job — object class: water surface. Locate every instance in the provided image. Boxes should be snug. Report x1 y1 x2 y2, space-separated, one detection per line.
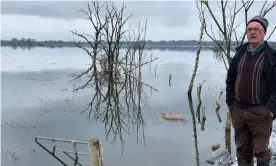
1 46 235 166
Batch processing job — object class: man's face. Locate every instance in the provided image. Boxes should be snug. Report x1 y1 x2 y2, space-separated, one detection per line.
246 22 266 44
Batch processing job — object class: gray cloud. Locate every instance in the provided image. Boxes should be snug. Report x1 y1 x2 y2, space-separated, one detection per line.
1 1 193 28
1 1 276 41
1 1 87 19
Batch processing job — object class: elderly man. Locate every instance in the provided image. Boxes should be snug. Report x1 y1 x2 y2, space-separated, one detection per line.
226 15 276 166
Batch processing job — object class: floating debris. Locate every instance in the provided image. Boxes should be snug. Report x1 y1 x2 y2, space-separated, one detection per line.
161 112 187 122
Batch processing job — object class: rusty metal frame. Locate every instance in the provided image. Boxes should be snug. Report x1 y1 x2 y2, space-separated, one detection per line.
35 136 90 166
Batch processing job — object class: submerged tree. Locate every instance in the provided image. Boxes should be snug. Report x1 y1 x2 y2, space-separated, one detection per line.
197 0 276 70
70 1 158 150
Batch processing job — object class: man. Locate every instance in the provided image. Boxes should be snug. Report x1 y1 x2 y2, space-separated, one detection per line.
226 15 276 166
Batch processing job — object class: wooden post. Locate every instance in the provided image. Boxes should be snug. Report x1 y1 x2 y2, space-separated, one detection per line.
201 107 206 131
72 140 78 157
72 140 78 166
225 112 231 154
154 64 157 77
88 138 99 166
169 73 172 87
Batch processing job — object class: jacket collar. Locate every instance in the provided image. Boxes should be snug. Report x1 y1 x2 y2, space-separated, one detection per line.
235 41 275 56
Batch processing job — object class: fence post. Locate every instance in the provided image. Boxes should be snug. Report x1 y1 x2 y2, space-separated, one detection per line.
71 140 78 164
225 112 231 154
88 138 100 166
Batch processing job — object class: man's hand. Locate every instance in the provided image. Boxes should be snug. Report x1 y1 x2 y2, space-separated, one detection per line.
268 109 274 117
269 111 274 117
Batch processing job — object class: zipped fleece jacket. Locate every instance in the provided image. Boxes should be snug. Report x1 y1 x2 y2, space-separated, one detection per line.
226 41 276 120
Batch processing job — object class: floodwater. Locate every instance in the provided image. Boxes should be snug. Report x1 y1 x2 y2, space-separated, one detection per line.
1 46 236 166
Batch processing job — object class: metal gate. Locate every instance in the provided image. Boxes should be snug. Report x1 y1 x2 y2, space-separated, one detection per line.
35 136 103 166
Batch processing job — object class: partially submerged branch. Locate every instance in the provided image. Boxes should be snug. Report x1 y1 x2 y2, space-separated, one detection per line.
215 90 223 123
196 80 205 123
201 106 206 131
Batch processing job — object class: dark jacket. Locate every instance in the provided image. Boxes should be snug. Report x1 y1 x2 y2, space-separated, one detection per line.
226 41 276 120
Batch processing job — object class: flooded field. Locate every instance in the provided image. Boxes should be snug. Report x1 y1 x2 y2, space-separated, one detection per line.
1 46 237 166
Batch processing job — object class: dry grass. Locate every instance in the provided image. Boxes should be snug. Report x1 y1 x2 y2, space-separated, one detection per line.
1 121 42 135
1 148 20 162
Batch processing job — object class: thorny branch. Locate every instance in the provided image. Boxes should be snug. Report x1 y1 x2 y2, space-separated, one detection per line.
69 1 158 152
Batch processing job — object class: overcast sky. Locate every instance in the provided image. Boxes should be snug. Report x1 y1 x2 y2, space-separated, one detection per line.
1 1 276 41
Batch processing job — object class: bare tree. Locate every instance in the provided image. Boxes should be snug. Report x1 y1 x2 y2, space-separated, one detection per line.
197 0 276 70
187 4 206 96
70 1 158 151
186 5 207 165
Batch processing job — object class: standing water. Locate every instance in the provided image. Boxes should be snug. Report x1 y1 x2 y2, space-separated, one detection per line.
1 46 237 166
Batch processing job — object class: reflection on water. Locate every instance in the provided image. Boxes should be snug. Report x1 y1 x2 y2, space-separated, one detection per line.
187 94 200 166
1 47 233 166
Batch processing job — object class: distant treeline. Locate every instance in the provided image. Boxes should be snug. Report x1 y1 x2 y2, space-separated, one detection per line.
1 38 276 50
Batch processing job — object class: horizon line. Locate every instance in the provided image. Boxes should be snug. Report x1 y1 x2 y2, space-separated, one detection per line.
2 38 276 43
